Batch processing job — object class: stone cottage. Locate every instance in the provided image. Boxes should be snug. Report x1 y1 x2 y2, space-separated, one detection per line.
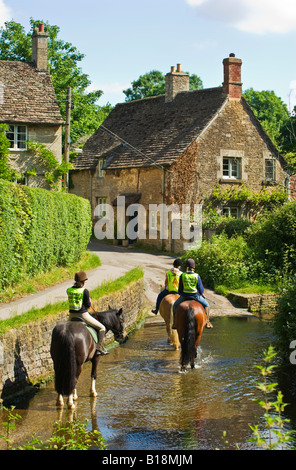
0 24 63 188
70 54 289 251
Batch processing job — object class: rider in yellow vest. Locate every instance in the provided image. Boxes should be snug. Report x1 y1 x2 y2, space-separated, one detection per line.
173 258 213 328
152 259 182 314
67 271 108 355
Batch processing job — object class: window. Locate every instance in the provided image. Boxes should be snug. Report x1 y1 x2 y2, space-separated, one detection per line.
6 124 27 150
96 197 107 218
265 159 275 181
223 157 241 179
149 211 157 230
98 158 106 178
222 207 239 218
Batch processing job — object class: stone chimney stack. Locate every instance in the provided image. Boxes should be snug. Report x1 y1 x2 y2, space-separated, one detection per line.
32 23 49 70
222 53 242 100
165 64 190 103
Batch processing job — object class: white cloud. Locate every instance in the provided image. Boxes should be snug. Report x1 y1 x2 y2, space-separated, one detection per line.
0 0 12 27
186 0 296 34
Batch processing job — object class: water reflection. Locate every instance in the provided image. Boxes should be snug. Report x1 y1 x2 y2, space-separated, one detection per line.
1 316 293 450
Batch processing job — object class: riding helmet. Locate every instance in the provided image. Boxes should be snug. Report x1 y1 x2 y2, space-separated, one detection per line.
74 270 88 282
185 258 195 269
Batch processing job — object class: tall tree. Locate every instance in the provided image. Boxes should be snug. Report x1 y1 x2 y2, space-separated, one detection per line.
0 18 112 143
244 88 296 173
123 70 203 101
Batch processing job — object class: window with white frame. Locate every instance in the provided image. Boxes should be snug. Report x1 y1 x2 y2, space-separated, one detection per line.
6 124 27 150
98 158 106 178
223 157 242 179
222 207 239 218
265 159 275 181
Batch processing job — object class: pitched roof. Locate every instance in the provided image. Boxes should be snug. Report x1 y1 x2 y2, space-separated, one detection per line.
74 87 228 170
0 61 63 125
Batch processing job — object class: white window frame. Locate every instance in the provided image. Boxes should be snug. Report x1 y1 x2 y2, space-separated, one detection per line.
222 206 240 218
6 124 28 151
223 157 242 180
265 158 275 182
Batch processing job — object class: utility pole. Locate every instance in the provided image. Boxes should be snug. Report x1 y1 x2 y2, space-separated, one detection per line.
63 86 71 191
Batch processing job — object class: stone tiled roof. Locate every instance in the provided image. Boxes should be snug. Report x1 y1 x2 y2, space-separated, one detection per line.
0 61 63 125
74 87 228 171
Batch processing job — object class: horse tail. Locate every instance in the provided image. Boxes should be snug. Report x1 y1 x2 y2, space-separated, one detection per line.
181 307 196 367
51 323 77 396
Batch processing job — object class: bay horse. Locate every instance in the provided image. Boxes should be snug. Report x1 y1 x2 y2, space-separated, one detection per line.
159 293 180 350
174 300 207 371
50 308 127 408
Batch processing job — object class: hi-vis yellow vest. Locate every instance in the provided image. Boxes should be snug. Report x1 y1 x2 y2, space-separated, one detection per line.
67 287 85 311
166 268 182 292
182 272 199 294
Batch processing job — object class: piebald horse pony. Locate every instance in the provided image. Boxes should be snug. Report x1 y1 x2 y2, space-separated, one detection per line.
174 299 207 371
50 308 127 408
159 294 180 350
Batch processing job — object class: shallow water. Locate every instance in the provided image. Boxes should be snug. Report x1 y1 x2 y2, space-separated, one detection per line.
1 316 295 450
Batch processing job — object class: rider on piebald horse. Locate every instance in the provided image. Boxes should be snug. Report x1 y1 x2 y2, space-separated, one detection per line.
152 258 183 314
173 259 213 329
67 271 108 355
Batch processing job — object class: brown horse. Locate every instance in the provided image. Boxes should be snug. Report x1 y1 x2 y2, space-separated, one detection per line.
50 308 127 408
174 300 207 371
159 294 180 350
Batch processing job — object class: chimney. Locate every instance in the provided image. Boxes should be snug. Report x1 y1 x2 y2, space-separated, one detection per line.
165 64 189 103
32 23 49 70
222 53 242 100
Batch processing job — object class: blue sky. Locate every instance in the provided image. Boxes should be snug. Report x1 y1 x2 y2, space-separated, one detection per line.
1 0 296 110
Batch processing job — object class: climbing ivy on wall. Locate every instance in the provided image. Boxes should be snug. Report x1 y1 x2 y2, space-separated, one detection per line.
0 179 92 289
26 140 73 189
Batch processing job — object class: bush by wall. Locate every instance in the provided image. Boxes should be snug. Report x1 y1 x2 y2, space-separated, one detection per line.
0 180 92 289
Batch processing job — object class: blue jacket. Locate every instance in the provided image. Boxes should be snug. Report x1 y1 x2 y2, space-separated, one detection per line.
178 271 204 297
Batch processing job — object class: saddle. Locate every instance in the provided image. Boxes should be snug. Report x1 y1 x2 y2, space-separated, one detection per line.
70 317 98 343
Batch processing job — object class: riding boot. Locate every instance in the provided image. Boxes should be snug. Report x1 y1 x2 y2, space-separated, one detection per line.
205 307 213 328
95 329 108 355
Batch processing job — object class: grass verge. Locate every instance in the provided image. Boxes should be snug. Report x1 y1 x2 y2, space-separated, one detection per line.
0 251 101 304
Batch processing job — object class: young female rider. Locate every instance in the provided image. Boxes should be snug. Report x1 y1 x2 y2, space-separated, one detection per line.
173 258 213 328
67 270 108 355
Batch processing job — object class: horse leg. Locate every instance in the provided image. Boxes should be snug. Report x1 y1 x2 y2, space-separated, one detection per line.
90 356 100 397
56 394 64 407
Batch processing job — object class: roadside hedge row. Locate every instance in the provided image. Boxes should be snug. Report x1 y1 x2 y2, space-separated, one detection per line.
0 180 92 289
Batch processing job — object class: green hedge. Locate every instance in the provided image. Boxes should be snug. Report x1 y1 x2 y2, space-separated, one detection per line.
0 180 92 289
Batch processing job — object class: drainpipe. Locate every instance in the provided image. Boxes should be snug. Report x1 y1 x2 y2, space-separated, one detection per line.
161 167 165 251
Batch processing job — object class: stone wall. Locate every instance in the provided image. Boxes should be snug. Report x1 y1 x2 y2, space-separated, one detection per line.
0 278 144 402
227 291 279 314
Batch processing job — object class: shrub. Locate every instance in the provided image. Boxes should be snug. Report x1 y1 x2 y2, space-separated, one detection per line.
247 202 296 275
0 180 92 289
274 275 296 363
184 234 250 289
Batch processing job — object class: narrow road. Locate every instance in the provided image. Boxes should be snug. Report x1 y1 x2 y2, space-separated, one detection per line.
0 239 250 320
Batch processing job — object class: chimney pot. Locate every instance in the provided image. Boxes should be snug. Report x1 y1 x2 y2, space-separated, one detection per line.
39 23 44 33
165 63 189 102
